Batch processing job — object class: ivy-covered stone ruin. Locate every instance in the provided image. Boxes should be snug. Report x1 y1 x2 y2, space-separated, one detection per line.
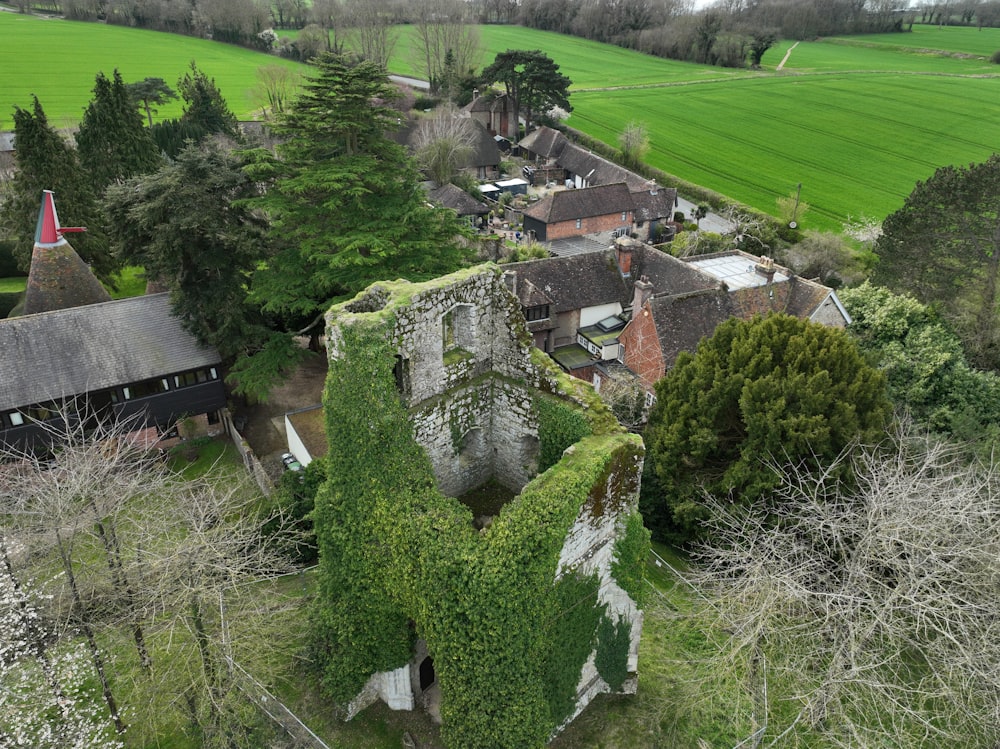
311 265 649 748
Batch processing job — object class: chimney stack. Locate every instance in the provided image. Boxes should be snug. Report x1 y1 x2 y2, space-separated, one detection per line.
631 275 654 317
615 235 636 276
754 255 776 284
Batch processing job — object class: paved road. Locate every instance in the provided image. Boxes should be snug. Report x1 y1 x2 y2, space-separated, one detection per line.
674 196 735 234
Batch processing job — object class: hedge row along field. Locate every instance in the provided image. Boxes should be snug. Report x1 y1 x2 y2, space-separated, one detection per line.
0 12 305 126
390 23 1000 230
4 13 1000 230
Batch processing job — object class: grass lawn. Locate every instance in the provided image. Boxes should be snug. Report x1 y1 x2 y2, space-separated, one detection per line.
0 276 27 293
0 12 308 126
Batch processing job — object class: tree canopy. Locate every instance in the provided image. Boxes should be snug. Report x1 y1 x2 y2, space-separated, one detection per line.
481 49 572 135
245 52 474 322
873 154 1000 371
2 97 115 281
75 69 162 196
840 281 1000 445
104 139 282 384
641 314 891 543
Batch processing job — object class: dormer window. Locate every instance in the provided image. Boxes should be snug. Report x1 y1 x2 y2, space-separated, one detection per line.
525 305 549 322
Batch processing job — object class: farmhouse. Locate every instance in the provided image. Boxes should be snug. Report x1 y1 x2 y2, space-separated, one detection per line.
522 182 634 241
506 238 849 396
318 266 644 742
0 191 226 450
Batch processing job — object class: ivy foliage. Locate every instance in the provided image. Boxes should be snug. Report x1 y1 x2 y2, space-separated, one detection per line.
595 615 631 693
536 393 591 472
311 293 645 747
543 571 604 727
611 511 650 608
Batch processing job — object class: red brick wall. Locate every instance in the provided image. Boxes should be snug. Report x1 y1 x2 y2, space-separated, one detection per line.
545 211 633 240
620 304 665 392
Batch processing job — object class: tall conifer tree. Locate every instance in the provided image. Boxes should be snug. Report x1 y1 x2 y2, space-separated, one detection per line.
2 97 115 280
76 69 161 195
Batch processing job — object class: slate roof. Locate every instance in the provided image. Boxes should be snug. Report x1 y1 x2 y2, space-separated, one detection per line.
631 187 678 223
428 183 490 216
522 183 633 224
0 293 221 412
629 244 720 297
507 251 630 313
786 277 844 321
518 126 568 161
557 142 649 191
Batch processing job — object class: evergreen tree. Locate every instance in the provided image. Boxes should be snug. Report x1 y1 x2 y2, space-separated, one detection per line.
641 314 890 543
177 62 239 138
75 70 162 195
2 97 116 281
873 155 1000 371
151 63 240 159
245 52 474 321
104 139 285 377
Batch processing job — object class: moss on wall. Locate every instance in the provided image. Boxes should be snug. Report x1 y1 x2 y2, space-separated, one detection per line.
312 269 645 747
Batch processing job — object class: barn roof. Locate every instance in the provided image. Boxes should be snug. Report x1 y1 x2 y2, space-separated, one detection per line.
0 293 221 411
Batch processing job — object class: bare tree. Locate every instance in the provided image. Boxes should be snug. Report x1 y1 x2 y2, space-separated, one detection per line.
412 0 480 96
0 406 298 746
692 428 1000 747
344 0 398 70
250 65 302 120
412 105 477 186
618 120 650 169
0 541 124 748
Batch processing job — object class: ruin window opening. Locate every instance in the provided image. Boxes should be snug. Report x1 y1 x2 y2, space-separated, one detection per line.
393 355 410 399
441 304 477 362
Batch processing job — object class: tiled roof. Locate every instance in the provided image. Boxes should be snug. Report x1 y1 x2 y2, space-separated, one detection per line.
23 242 111 315
507 250 630 313
0 293 221 411
556 142 649 191
518 126 568 160
648 290 734 369
631 187 678 222
629 244 720 297
428 183 489 216
522 183 632 224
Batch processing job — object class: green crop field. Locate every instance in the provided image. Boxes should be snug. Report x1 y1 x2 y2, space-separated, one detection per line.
6 16 1000 230
0 12 307 127
387 24 1000 229
836 22 1000 56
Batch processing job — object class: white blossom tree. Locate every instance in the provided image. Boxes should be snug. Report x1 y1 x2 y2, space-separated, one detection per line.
0 537 123 748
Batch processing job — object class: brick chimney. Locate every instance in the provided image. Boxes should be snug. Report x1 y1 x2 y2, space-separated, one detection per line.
754 255 776 284
616 236 636 276
630 275 654 317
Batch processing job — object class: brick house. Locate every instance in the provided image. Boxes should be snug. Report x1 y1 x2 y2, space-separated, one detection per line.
463 91 517 140
522 183 634 241
505 240 850 402
619 253 851 393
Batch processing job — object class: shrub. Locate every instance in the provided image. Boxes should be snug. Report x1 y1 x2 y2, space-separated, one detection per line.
991 49 1000 64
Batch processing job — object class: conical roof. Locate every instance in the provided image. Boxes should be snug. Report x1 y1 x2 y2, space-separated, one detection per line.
22 190 111 316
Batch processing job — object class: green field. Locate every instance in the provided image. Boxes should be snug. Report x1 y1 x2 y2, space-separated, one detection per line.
0 12 307 127
6 16 1000 230
836 22 1000 56
386 24 1000 229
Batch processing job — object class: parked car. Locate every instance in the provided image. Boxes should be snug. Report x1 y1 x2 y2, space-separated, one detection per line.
281 452 303 472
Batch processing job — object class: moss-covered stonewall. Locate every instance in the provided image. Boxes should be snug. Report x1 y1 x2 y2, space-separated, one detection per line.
311 273 646 748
